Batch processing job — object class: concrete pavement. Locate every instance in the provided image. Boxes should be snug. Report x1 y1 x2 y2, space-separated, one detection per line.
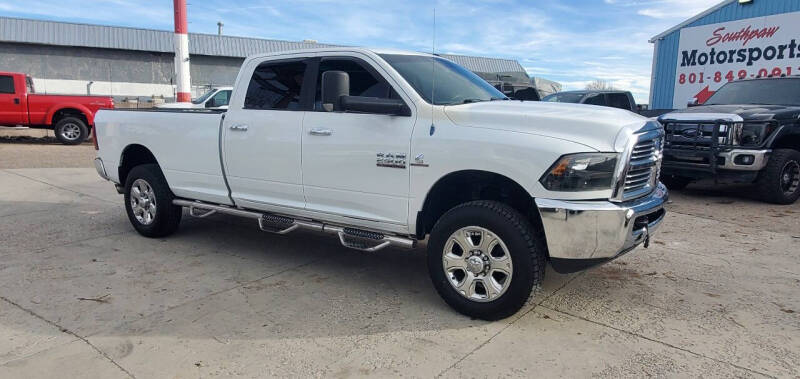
0 167 798 378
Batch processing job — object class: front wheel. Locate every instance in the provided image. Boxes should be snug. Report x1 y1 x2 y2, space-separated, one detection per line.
124 164 183 237
54 117 89 145
427 201 545 320
756 149 800 204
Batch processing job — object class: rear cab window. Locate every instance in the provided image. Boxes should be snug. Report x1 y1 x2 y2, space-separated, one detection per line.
244 60 308 110
607 93 633 110
0 75 15 94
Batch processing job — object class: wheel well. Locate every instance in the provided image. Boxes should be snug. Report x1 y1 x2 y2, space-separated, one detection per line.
118 144 159 185
772 134 800 151
416 170 544 239
52 108 89 127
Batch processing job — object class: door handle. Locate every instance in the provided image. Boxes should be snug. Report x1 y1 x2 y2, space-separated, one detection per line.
229 124 248 131
13 98 19 105
309 128 332 136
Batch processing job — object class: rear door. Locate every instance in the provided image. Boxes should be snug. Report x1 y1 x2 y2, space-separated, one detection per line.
301 54 417 225
0 74 26 125
223 57 312 211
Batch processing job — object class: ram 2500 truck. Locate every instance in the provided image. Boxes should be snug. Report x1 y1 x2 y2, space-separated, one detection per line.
0 72 115 144
658 77 800 204
93 48 667 320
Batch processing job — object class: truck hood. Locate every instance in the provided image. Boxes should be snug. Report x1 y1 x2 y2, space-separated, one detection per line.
663 104 800 122
443 101 649 152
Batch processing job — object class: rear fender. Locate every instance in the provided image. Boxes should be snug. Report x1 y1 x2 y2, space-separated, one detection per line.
45 104 94 126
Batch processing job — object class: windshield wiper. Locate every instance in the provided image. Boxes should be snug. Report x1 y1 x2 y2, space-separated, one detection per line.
460 98 487 104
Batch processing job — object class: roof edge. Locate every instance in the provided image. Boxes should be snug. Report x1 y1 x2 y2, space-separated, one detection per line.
648 0 735 43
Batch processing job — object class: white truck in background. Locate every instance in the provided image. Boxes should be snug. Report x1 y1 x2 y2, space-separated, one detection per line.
93 48 667 320
156 86 232 109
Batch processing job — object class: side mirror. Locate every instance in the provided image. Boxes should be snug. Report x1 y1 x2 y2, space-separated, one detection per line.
205 99 216 108
687 97 699 107
341 96 411 116
322 71 349 112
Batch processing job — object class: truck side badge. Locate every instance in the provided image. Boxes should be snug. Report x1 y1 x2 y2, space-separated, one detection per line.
410 153 429 167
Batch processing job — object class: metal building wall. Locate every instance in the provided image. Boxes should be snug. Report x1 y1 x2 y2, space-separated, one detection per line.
0 42 243 98
650 0 800 109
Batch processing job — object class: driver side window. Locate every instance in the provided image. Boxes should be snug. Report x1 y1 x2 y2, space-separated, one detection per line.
314 58 398 111
210 90 231 107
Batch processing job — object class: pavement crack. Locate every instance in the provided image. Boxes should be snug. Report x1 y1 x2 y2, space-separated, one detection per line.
539 304 776 378
3 170 117 205
0 295 135 378
435 272 585 378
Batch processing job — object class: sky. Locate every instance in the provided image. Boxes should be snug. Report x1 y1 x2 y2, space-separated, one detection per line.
0 0 723 103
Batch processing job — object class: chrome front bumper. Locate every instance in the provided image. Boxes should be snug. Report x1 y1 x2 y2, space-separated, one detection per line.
535 183 668 273
718 149 770 171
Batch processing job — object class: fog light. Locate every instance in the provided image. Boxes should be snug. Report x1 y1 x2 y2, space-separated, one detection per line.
734 154 755 165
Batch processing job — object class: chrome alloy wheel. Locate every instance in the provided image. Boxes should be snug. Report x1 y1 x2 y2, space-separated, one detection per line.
130 179 157 225
780 160 800 196
443 226 513 302
60 122 82 141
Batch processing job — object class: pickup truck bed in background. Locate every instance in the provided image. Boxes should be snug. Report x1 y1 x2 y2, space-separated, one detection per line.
0 71 114 144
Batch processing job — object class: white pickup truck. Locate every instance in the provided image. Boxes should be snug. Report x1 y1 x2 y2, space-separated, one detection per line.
93 48 667 320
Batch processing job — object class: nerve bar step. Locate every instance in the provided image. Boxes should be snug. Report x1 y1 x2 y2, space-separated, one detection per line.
173 199 415 251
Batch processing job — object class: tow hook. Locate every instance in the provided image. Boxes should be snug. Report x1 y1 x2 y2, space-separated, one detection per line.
643 226 650 248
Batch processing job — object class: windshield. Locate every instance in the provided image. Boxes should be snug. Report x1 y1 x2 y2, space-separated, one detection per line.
542 92 584 103
379 54 507 105
192 89 217 105
705 79 800 106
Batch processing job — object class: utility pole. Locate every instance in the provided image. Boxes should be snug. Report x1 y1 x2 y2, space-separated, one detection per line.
173 0 191 102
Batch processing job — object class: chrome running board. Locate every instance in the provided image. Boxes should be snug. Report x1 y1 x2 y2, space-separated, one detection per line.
173 199 415 251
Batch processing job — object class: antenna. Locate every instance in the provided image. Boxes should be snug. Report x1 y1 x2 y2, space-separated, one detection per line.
429 7 436 136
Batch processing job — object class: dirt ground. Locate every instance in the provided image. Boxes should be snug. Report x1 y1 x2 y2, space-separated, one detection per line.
1 139 798 378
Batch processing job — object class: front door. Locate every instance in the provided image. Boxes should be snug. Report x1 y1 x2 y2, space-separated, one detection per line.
301 55 417 225
0 74 26 125
223 58 312 211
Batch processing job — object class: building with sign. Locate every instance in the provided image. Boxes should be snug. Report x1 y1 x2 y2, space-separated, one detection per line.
649 0 800 110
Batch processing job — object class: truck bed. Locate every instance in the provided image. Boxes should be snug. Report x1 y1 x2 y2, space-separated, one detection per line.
94 108 232 205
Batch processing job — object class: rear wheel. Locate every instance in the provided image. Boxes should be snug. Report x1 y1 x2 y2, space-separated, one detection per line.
124 164 182 237
756 149 800 204
54 117 88 145
427 201 544 321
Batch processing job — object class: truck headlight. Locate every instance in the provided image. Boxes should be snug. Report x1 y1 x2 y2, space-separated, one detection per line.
540 153 619 192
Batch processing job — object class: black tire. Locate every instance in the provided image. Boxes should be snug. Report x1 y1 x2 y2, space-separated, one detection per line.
124 164 182 237
661 175 692 190
755 149 800 204
427 200 545 321
54 117 89 145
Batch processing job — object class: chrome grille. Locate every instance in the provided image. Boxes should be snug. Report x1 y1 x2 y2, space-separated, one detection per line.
619 131 664 200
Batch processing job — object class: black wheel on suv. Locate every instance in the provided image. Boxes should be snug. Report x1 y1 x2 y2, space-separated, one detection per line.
124 164 183 237
54 117 89 145
756 149 800 204
661 175 692 190
427 200 545 321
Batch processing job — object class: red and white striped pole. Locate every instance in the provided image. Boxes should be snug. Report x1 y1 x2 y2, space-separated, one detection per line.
173 0 191 102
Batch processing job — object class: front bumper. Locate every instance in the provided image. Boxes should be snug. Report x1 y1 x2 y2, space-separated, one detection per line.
535 183 668 273
663 148 770 175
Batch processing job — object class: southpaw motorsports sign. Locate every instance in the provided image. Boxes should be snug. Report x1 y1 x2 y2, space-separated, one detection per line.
673 11 800 108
